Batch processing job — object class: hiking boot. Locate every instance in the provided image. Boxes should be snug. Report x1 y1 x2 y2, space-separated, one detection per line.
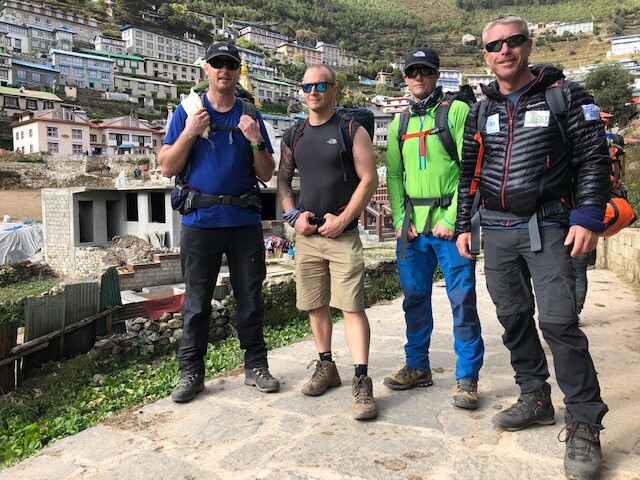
301 359 341 396
561 417 603 480
352 375 378 420
452 378 478 410
383 365 433 391
492 382 555 431
171 373 204 403
245 365 280 393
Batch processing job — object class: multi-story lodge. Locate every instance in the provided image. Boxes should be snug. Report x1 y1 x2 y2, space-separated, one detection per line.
120 24 205 64
50 49 114 91
0 0 100 44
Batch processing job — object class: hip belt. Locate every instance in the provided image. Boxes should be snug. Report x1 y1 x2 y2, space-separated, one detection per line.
399 193 453 260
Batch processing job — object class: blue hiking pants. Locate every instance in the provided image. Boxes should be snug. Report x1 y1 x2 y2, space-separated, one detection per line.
396 233 484 380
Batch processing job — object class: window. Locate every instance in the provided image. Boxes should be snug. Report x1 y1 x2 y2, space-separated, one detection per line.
43 101 53 109
16 69 26 80
90 134 97 142
146 42 153 49
78 201 94 243
20 131 24 139
135 31 142 38
75 67 84 78
47 142 58 153
47 126 58 137
146 33 153 40
72 129 82 139
32 72 41 82
26 99 37 109
149 192 165 223
72 144 83 154
138 82 146 90
29 145 33 153
15 132 18 140
101 71 110 80
59 65 70 75
29 129 33 138
126 193 138 221
74 80 84 87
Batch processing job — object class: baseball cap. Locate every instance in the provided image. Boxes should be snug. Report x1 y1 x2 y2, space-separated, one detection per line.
404 48 439 71
205 42 241 63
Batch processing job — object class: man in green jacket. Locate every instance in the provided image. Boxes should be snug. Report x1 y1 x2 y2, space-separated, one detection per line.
384 48 484 409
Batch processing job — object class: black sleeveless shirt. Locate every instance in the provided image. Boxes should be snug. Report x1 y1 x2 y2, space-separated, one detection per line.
284 113 361 231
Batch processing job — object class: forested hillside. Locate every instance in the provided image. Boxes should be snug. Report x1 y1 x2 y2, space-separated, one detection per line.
50 0 640 70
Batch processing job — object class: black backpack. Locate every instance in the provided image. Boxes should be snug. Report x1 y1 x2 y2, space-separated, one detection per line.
283 107 375 181
397 84 477 167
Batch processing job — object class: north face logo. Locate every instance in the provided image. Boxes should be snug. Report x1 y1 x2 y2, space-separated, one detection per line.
414 51 426 57
218 46 229 51
327 139 337 144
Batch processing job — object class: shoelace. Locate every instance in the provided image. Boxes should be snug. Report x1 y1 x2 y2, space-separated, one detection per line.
179 374 199 387
354 377 372 404
396 365 417 378
252 366 273 380
306 359 327 380
558 421 601 455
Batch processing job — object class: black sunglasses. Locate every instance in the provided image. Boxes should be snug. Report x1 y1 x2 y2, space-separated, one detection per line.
484 33 528 53
208 58 240 70
405 66 437 79
300 81 335 93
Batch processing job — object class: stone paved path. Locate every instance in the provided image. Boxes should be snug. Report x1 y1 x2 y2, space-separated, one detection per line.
2 262 640 480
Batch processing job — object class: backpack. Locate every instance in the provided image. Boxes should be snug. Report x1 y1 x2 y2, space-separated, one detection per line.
171 93 261 215
283 107 375 180
397 84 477 168
472 80 636 237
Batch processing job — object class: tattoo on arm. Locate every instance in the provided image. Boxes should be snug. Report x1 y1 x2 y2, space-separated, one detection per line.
277 143 296 204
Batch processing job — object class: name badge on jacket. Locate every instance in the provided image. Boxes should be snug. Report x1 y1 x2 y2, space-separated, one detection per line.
524 110 550 127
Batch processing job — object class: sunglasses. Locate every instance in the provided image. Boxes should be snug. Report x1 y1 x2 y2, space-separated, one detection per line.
300 81 335 93
484 33 528 53
405 66 437 79
208 58 240 70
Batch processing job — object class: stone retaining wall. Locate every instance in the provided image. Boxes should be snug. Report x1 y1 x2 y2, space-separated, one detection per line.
117 253 183 291
596 228 640 284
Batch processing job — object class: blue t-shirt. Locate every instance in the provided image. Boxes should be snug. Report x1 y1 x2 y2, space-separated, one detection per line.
164 96 273 228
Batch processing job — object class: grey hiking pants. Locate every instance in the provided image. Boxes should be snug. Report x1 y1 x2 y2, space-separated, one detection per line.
483 225 608 426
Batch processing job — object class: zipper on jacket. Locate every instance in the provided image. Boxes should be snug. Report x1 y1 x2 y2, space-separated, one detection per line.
500 67 547 210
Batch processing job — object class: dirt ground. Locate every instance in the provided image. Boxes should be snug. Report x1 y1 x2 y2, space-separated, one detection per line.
0 189 42 221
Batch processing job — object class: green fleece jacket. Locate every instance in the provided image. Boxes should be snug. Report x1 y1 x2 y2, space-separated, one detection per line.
386 99 470 233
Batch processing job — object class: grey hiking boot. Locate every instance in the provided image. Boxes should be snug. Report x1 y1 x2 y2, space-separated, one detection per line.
245 365 280 393
171 373 204 403
492 382 555 431
452 378 479 410
301 359 341 396
383 365 433 391
352 375 378 420
561 415 603 480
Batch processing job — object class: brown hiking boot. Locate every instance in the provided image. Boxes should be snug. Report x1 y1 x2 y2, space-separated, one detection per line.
352 375 378 420
301 359 341 396
383 365 433 390
452 378 479 410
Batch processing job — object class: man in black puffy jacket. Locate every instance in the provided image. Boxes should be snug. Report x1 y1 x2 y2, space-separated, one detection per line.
455 13 610 480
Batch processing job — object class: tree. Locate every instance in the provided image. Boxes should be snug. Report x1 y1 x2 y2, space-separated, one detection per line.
375 83 391 96
584 64 635 124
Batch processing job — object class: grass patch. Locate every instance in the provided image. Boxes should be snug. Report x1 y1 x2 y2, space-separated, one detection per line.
0 319 314 467
0 281 56 303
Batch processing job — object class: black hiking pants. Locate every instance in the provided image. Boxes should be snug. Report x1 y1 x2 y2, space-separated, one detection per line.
178 224 268 376
483 225 608 426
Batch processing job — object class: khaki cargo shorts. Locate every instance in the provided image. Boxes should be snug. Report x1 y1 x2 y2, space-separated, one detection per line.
294 229 365 312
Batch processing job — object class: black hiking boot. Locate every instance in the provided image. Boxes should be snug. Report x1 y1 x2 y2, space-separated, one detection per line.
561 415 603 480
171 373 205 403
245 365 280 393
492 382 555 431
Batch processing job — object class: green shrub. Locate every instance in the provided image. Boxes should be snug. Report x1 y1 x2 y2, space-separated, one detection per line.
0 169 20 188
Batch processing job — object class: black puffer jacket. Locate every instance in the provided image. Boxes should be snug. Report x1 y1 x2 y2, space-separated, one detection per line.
456 64 611 233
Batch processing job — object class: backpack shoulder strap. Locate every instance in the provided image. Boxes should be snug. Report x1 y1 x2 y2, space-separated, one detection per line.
545 81 569 146
435 97 459 166
241 98 257 120
396 108 411 174
337 113 358 159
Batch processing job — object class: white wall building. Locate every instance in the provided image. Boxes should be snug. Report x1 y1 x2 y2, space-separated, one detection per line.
611 34 640 56
316 42 340 67
556 21 593 36
238 25 288 50
119 24 205 63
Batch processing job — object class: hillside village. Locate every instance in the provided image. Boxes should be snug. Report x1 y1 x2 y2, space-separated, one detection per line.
0 0 638 154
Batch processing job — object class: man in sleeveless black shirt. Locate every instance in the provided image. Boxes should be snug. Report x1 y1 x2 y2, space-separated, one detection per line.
277 64 379 420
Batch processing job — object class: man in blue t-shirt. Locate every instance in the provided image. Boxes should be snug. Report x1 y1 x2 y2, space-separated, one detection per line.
159 42 279 402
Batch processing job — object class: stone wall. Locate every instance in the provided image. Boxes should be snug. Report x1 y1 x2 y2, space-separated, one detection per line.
118 253 183 291
42 189 74 277
596 228 640 284
75 248 107 280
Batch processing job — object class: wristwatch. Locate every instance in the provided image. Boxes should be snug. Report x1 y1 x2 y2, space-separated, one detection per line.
250 140 267 151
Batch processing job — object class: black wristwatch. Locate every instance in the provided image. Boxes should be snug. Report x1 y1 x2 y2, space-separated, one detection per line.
250 140 267 151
